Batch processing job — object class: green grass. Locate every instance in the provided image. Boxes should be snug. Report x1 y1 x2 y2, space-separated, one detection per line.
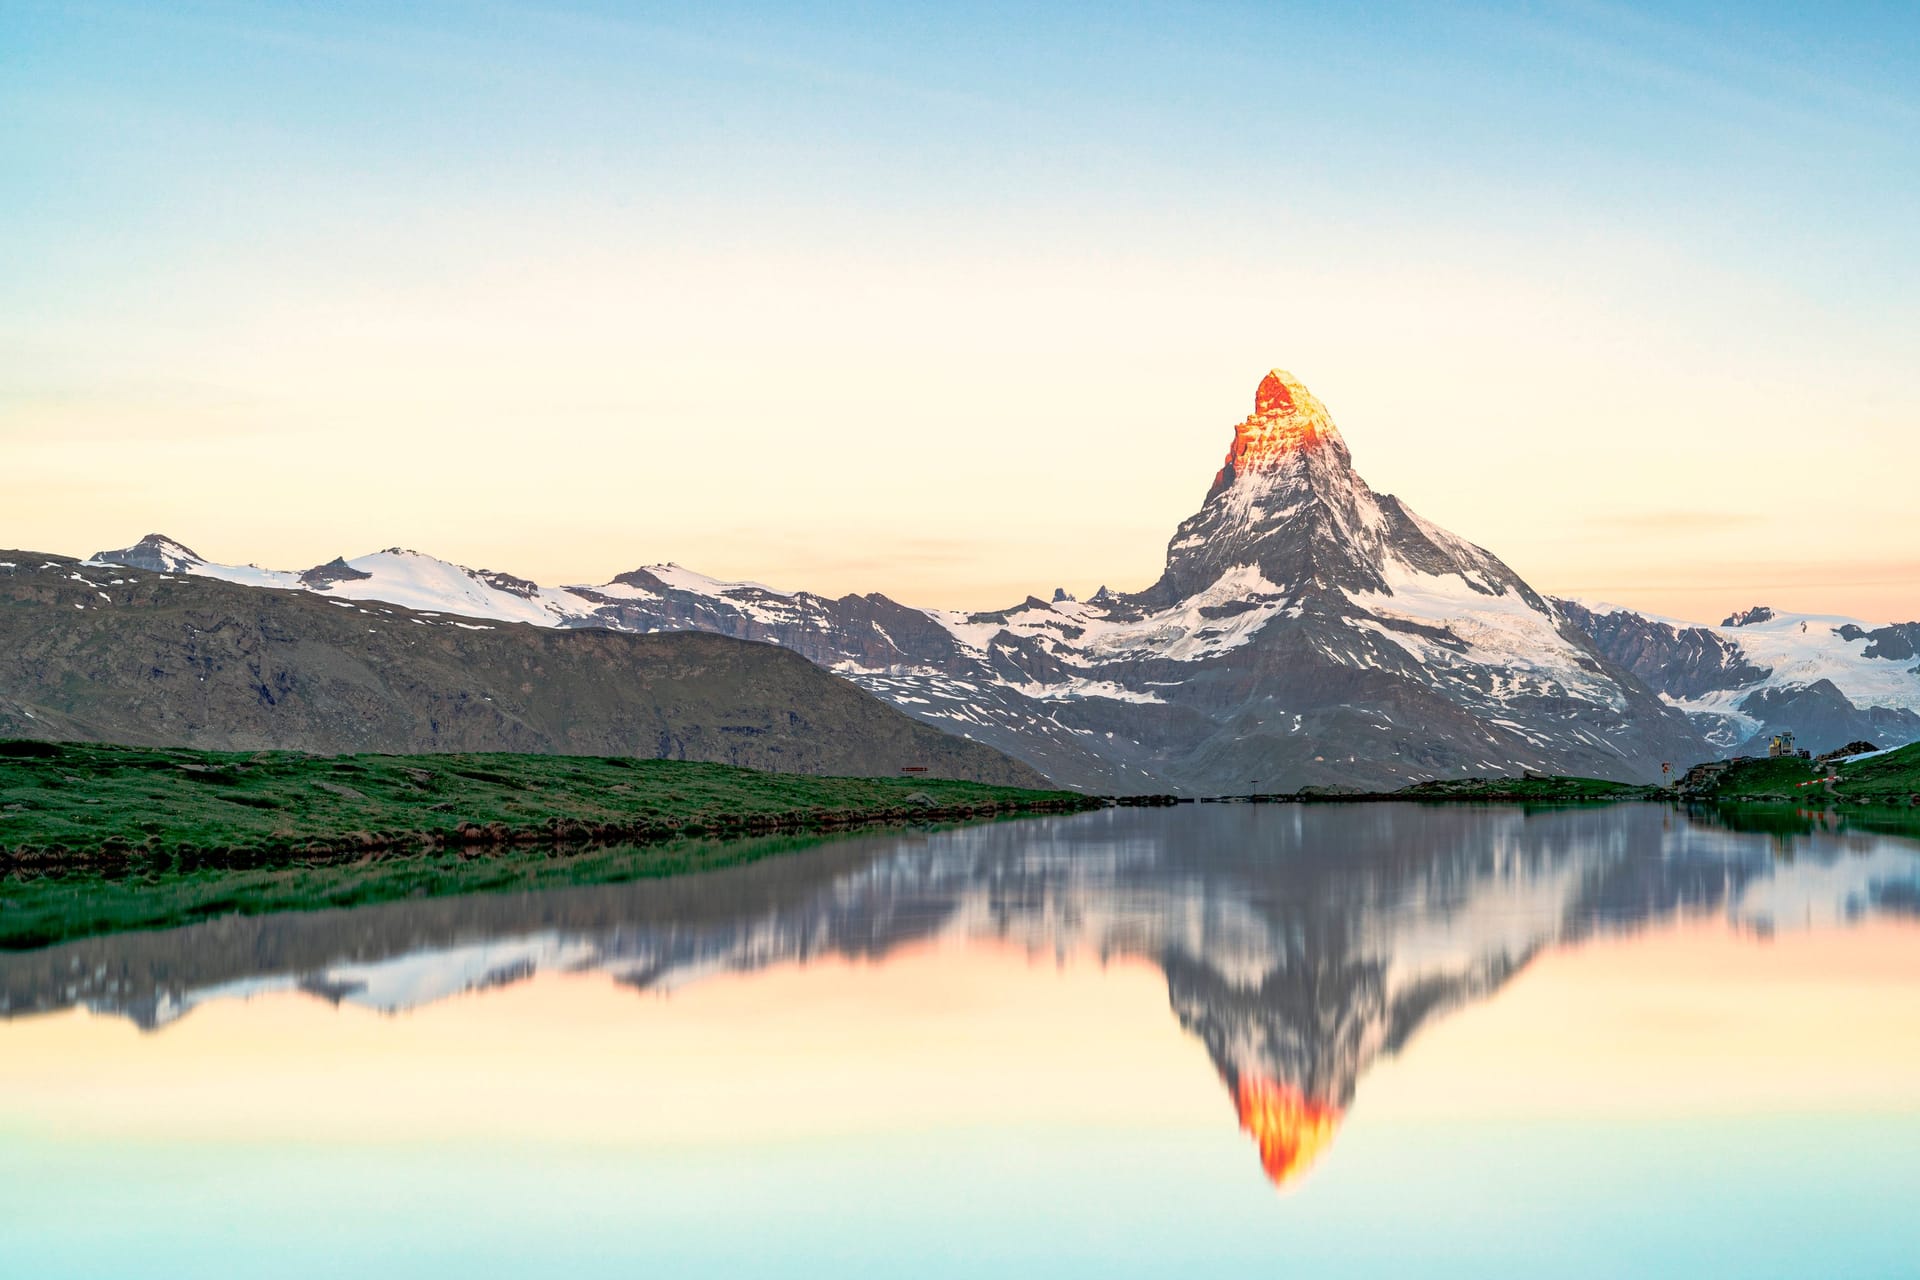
1686 742 1920 806
0 740 1090 867
1701 755 1822 799
1832 742 1920 803
0 740 1098 949
1387 775 1662 803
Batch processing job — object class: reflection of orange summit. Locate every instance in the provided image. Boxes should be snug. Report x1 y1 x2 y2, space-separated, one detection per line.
1208 368 1342 499
1233 1075 1344 1189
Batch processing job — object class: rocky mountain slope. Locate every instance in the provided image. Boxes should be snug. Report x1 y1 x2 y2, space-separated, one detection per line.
90 369 1709 792
0 553 1048 787
1559 600 1920 756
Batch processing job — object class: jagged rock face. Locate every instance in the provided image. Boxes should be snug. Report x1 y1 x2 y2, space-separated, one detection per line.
299 557 372 588
1564 601 1920 755
82 368 1711 792
1859 624 1920 663
1558 600 1771 701
1152 371 1522 606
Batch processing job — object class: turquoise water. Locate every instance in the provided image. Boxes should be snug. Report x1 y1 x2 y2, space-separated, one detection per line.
5 1117 1918 1278
2 804 1917 1277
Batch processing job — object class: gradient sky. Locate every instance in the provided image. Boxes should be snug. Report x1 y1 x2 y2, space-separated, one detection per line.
5 2 1918 620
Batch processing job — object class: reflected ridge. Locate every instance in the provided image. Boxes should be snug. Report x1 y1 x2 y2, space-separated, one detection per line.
1235 1076 1342 1186
3 804 1917 1187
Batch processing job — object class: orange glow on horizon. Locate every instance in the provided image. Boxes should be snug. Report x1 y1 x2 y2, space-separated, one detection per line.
1232 1075 1344 1189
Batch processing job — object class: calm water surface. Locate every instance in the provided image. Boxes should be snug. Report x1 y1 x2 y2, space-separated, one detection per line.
3 803 1918 1277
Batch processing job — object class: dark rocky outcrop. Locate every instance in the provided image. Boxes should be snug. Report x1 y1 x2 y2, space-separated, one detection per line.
1733 681 1920 758
88 533 204 573
298 557 372 588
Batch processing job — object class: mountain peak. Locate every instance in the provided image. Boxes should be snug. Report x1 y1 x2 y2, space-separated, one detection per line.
1253 369 1298 415
90 533 205 573
1207 369 1345 503
1147 366 1536 610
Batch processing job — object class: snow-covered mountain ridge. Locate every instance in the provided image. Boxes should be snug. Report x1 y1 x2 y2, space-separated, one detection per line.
1558 599 1920 755
93 368 1718 791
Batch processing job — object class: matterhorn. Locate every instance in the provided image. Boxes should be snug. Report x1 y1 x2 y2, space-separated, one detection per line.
92 369 1709 792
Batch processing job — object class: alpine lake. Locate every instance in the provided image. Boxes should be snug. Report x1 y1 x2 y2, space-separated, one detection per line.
3 801 1917 1278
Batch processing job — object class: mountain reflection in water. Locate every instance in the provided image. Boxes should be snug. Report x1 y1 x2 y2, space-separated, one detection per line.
3 803 1917 1189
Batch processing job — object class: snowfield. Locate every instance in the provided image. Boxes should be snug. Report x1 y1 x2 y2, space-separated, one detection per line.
1576 600 1920 744
1350 561 1625 711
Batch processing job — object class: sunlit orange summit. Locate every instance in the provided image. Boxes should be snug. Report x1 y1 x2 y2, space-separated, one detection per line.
1208 368 1339 498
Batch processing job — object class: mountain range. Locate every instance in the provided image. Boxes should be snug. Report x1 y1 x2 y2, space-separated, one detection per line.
1558 600 1920 755
0 552 1044 786
52 367 1920 791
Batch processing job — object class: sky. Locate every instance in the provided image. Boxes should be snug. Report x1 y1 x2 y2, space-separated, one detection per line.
4 1 1918 621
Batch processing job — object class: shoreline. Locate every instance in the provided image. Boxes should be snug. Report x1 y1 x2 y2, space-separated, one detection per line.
0 740 1141 874
0 814 1111 952
1 792 1116 874
4 734 1917 950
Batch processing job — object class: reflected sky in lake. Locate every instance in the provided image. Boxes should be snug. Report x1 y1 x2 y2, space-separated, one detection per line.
3 804 1918 1277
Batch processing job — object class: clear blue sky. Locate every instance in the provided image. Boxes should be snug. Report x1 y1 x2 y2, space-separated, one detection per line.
5 1 1918 617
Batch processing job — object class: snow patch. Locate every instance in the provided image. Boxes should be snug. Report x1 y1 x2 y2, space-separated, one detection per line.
1350 560 1623 710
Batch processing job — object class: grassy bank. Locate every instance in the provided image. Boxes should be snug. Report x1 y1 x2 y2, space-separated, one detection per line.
0 740 1095 870
0 740 1104 949
1204 775 1664 804
1382 775 1663 803
1678 742 1920 806
1276 743 1920 809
